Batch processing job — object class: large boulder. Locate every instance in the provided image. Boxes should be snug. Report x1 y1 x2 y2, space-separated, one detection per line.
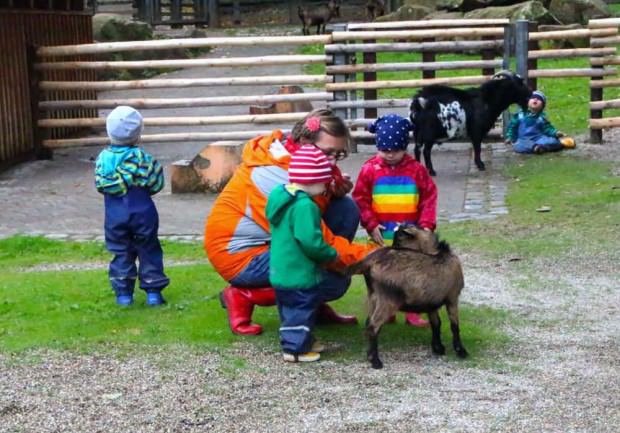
376 4 433 21
463 1 558 24
92 13 152 42
548 0 610 25
424 10 465 19
403 0 438 8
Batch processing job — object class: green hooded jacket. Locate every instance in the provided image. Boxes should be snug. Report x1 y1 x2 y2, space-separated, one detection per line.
266 184 338 290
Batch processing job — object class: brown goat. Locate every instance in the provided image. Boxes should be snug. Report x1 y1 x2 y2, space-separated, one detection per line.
298 0 341 35
347 225 468 369
366 0 386 21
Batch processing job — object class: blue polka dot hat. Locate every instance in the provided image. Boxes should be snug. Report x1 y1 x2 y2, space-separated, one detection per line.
368 114 413 151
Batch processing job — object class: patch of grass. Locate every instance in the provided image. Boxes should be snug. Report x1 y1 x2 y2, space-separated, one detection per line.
0 265 512 364
440 155 620 259
0 236 205 270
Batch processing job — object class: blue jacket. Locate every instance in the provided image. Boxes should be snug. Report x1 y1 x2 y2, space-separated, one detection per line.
95 145 164 196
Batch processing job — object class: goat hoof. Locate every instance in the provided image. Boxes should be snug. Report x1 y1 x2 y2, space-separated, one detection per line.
371 359 383 369
476 161 486 171
432 344 446 356
428 169 437 177
456 348 469 358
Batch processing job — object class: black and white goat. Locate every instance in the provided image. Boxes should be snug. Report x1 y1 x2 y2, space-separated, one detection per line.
409 71 531 176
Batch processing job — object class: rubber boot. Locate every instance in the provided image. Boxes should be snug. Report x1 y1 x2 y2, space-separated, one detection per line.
404 312 430 328
220 286 276 335
316 303 358 325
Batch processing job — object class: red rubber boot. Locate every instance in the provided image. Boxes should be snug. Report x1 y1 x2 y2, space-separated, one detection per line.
404 312 430 328
316 303 358 325
220 286 276 335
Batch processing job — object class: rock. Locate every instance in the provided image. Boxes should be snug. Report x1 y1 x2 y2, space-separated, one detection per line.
249 86 313 115
192 142 243 193
463 1 558 24
403 0 439 9
92 13 152 42
424 10 465 19
376 5 433 21
548 0 610 25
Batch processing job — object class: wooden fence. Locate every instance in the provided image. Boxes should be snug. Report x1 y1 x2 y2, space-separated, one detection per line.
587 18 620 142
31 19 620 153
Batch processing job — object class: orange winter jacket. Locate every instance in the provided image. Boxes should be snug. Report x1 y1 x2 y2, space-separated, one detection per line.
204 130 372 282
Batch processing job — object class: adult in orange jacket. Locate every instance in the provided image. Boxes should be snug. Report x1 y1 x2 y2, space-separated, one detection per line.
205 110 371 335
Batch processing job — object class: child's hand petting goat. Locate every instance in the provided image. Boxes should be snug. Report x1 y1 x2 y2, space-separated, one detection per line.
347 225 468 369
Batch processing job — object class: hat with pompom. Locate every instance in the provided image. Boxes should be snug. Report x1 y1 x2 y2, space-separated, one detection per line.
530 90 546 108
288 145 333 184
368 114 413 151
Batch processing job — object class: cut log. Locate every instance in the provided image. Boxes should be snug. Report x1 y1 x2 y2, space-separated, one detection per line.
170 159 207 194
191 141 243 193
249 85 314 115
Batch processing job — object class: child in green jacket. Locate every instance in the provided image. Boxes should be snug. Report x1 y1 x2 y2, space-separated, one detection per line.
266 144 338 363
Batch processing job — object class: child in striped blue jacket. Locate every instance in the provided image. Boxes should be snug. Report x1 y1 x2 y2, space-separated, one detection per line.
95 106 168 306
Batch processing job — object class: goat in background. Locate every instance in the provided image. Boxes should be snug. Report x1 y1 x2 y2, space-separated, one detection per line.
298 0 341 35
366 0 386 21
409 70 532 176
347 225 468 369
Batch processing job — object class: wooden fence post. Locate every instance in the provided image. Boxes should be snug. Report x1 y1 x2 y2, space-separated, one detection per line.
331 23 356 152
27 45 51 160
171 0 182 28
232 0 242 25
208 0 219 28
527 21 539 90
590 30 604 143
422 38 435 80
289 0 300 25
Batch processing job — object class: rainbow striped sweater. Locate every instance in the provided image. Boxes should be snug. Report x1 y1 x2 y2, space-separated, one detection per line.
352 154 437 244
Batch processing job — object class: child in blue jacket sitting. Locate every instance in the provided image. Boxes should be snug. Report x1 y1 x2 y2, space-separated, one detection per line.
95 106 169 306
506 91 571 154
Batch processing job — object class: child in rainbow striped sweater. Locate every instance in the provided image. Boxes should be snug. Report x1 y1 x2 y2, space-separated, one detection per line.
352 114 438 328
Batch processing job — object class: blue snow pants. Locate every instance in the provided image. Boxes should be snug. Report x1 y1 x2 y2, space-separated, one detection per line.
104 187 169 296
275 288 321 354
512 116 563 154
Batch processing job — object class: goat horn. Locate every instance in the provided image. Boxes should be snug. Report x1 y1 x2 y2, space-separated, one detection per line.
492 70 514 80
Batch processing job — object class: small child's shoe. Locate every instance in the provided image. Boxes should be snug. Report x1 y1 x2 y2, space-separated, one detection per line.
283 352 321 363
146 291 165 306
533 145 546 154
560 137 576 149
404 313 430 328
116 294 134 306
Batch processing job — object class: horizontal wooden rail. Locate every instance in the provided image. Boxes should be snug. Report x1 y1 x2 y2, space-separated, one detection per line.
529 47 616 59
591 56 620 66
529 28 617 41
328 98 410 109
589 18 620 28
37 35 332 57
35 55 331 71
591 36 620 47
40 75 330 91
325 40 502 54
529 68 616 78
590 78 620 88
39 92 334 110
43 129 373 148
590 117 620 129
326 75 489 91
38 112 309 128
332 27 504 42
326 59 502 74
590 98 620 110
347 19 509 30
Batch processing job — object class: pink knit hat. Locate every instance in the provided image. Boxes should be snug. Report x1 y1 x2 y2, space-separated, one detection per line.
288 145 333 184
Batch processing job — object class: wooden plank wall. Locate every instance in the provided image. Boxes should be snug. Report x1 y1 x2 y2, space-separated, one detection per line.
0 9 95 168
